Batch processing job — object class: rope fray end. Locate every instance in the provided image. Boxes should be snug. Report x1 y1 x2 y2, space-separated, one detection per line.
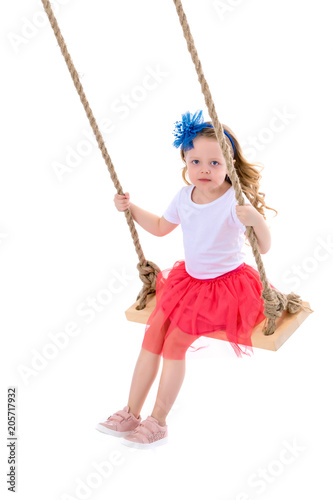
262 290 314 335
285 292 314 314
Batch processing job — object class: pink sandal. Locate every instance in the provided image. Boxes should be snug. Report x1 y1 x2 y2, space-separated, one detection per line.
95 406 141 437
121 416 168 449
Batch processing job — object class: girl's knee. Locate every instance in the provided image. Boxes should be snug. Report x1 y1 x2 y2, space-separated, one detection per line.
162 328 198 360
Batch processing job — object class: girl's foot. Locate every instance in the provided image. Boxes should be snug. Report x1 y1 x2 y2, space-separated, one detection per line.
121 416 168 449
95 406 141 437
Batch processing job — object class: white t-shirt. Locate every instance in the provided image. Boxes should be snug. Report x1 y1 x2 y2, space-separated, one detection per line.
163 184 252 279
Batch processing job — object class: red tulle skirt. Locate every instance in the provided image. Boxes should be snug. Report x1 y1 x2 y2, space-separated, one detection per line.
142 260 277 359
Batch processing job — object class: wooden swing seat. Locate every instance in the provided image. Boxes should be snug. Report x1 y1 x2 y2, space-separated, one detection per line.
125 295 313 352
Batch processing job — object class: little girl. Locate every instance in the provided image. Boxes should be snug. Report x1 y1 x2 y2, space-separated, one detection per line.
96 110 278 449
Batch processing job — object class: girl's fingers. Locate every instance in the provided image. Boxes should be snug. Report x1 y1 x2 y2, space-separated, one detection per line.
114 192 130 212
115 194 129 200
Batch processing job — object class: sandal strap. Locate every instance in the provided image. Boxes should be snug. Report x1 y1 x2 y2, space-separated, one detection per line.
107 410 131 422
133 418 158 437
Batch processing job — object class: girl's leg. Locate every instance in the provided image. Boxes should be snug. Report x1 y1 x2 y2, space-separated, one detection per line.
128 308 170 417
151 358 186 426
150 327 198 426
127 348 161 418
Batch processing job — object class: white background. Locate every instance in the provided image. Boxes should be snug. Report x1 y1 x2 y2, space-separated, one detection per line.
1 0 332 499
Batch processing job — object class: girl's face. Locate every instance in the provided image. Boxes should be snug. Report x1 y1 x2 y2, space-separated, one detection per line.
184 136 235 193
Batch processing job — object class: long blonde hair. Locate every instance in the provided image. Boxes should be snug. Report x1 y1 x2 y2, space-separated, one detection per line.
180 121 277 220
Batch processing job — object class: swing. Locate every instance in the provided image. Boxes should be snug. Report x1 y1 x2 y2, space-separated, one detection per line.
40 0 313 352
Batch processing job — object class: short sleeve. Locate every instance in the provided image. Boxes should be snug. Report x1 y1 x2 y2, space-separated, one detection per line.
231 192 252 230
163 189 182 224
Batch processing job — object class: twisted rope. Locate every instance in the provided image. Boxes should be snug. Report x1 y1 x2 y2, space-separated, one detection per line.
172 0 313 334
40 0 160 310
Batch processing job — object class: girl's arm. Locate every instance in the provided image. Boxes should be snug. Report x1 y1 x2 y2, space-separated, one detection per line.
251 217 271 254
237 204 271 254
114 193 178 237
129 203 162 236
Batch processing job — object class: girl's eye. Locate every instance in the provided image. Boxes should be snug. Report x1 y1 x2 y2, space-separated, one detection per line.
191 160 219 165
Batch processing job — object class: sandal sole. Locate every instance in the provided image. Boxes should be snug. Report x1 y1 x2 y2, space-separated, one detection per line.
120 436 168 449
95 424 139 437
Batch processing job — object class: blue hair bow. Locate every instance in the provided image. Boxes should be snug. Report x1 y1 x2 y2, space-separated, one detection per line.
172 110 236 156
172 110 213 152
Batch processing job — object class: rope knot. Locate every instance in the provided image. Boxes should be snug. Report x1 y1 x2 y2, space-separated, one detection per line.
261 288 314 335
135 260 161 310
261 288 287 335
